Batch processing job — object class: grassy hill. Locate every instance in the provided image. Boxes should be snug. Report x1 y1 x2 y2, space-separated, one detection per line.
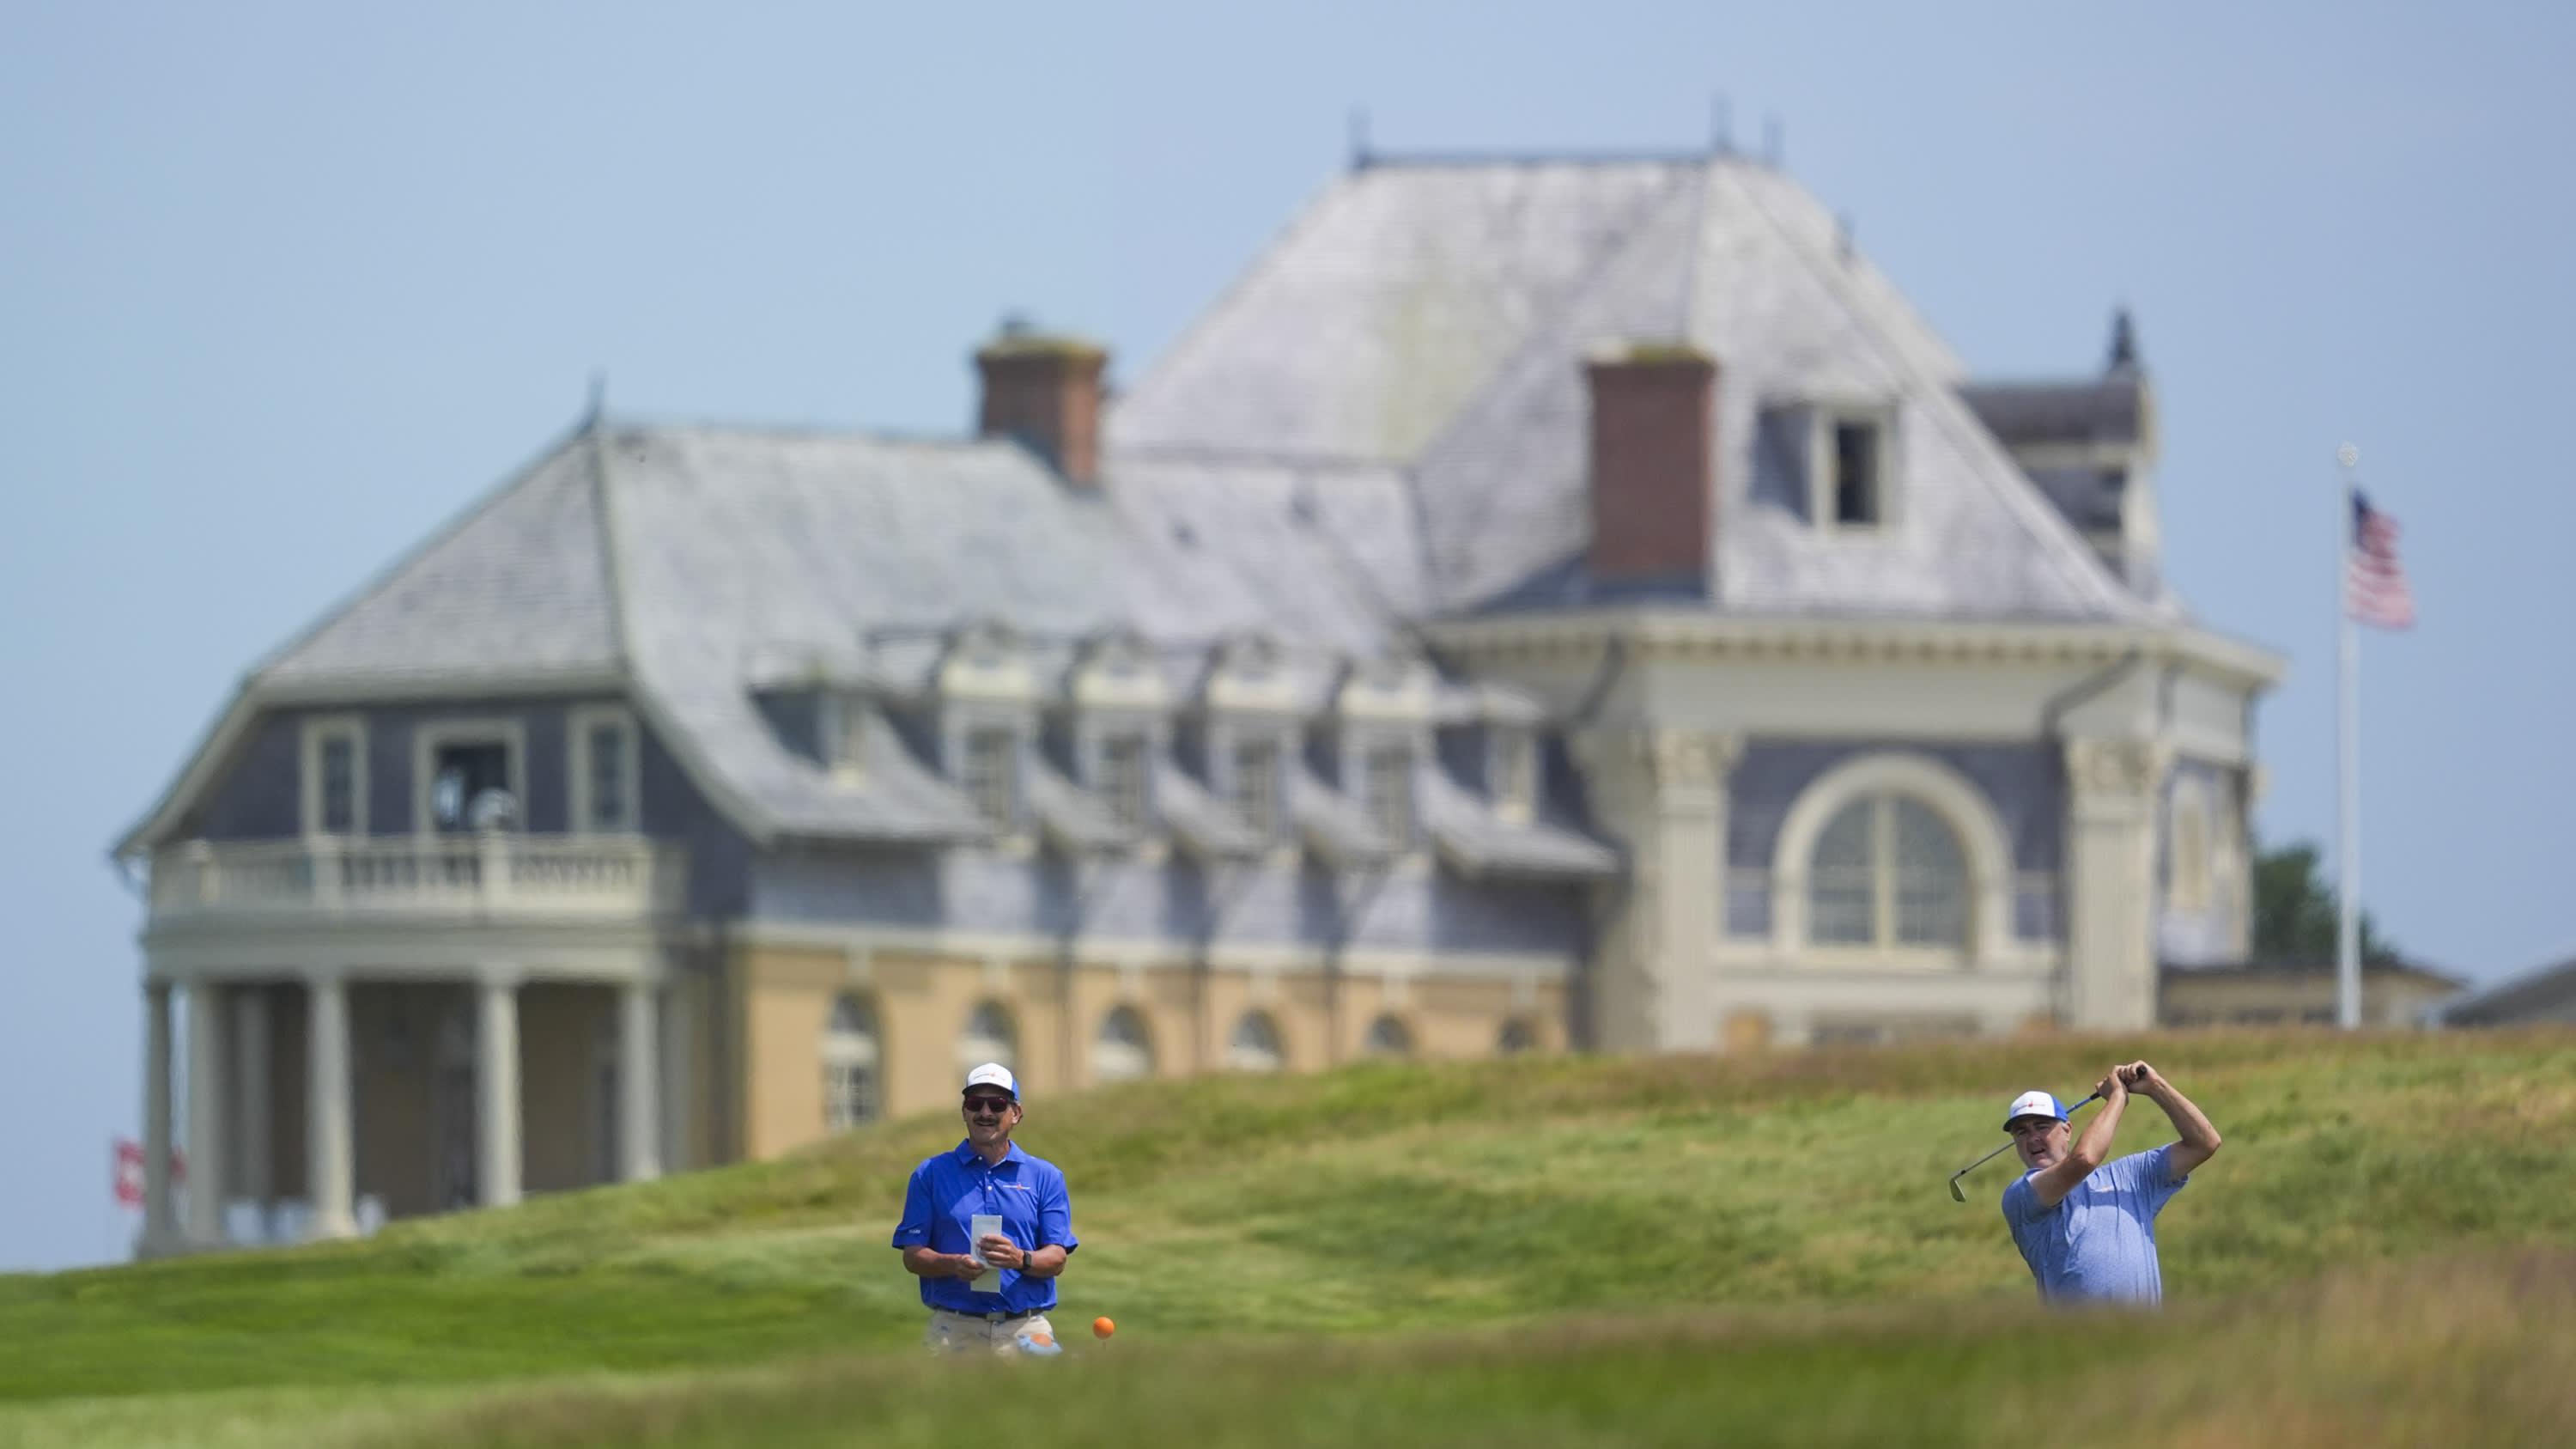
4 1029 2574 1446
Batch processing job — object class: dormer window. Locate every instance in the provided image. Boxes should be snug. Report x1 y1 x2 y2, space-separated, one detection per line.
1832 420 1880 525
1227 736 1282 843
1097 731 1149 831
817 691 868 783
1492 728 1539 821
1805 405 1897 533
1364 742 1414 845
959 725 1018 825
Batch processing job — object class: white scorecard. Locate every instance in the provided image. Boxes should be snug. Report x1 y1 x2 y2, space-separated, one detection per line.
968 1214 1005 1292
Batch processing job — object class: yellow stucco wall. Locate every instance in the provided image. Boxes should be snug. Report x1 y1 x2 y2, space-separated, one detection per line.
731 942 1571 1163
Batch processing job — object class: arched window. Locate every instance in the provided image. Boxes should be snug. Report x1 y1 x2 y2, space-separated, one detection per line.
957 1001 1016 1075
1361 1014 1413 1060
1807 795 1968 949
1496 1019 1537 1056
823 995 881 1131
2167 784 2211 911
1226 1011 1285 1073
1093 1006 1153 1083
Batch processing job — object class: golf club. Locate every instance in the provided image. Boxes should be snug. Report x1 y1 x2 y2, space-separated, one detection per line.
1946 1092 2102 1202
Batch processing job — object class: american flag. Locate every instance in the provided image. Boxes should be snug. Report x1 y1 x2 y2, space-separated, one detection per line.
2345 491 2415 630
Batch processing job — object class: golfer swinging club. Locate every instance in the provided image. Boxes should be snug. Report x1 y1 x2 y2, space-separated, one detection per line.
1999 1060 2221 1306
892 1063 1078 1355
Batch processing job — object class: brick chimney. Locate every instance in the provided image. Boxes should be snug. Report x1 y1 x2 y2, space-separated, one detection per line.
1586 342 1717 587
975 324 1108 487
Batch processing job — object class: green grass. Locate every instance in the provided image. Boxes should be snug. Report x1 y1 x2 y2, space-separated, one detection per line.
4 1029 2573 1445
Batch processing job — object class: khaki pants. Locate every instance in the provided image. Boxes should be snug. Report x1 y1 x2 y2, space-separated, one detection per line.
924 1307 1060 1356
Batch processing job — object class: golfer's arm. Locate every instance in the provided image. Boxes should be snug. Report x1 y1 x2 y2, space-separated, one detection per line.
2148 1084 2222 1178
1018 1245 1068 1278
2032 1093 2127 1208
901 1246 975 1279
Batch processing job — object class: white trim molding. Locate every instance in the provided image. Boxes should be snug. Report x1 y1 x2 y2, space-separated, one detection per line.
299 715 369 837
1769 751 2014 966
568 705 641 835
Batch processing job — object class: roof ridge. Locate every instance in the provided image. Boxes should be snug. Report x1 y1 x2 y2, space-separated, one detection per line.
1354 148 1727 171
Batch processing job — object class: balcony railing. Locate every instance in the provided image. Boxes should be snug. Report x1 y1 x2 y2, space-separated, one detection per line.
149 835 685 922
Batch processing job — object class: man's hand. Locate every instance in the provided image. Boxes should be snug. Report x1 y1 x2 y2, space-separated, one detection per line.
951 1252 988 1282
2118 1061 2164 1097
975 1235 1025 1271
2094 1066 2130 1105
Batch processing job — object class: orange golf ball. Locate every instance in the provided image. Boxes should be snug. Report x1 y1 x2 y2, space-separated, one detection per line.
1092 1316 1115 1339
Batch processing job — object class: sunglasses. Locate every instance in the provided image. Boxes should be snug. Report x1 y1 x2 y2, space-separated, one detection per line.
963 1096 1015 1114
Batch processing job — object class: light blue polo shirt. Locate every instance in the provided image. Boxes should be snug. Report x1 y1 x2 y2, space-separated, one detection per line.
892 1139 1077 1315
2001 1145 2187 1306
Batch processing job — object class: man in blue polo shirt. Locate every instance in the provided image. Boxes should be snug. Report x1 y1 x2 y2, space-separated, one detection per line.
1999 1060 2222 1306
893 1062 1079 1355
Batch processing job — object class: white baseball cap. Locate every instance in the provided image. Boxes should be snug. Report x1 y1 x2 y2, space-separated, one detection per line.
963 1062 1018 1100
2002 1090 2067 1129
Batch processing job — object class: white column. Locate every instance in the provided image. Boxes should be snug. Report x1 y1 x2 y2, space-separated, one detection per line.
2063 738 2166 1031
477 971 523 1207
140 983 179 1255
183 983 229 1245
306 973 357 1239
234 986 273 1210
1569 729 1730 1052
618 982 662 1183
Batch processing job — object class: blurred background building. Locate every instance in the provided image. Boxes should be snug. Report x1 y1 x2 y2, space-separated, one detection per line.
117 148 2287 1251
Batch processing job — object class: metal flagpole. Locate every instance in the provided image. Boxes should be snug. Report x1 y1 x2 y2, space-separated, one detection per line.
2335 443 2362 1030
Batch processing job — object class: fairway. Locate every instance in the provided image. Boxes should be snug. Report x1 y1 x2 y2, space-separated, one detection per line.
3 1030 2573 1446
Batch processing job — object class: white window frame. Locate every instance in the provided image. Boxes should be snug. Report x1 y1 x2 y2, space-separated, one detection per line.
1489 727 1539 823
816 691 869 786
957 999 1018 1075
1218 728 1288 844
823 993 883 1132
1225 1010 1286 1074
1808 403 1901 537
1091 1004 1155 1083
568 705 641 836
1359 736 1418 849
413 718 530 837
1091 727 1152 832
1769 752 2012 966
301 715 369 837
956 723 1020 827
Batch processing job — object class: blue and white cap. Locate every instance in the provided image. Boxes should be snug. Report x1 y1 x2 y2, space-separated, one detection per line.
2002 1090 2067 1129
963 1062 1019 1100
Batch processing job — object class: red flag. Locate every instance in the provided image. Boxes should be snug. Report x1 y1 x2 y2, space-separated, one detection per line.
113 1140 144 1208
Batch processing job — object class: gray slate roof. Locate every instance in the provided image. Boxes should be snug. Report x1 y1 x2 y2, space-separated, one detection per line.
133 150 2198 864
1109 155 2166 624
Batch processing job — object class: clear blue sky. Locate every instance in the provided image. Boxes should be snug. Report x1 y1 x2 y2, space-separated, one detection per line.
3 2 2567 1270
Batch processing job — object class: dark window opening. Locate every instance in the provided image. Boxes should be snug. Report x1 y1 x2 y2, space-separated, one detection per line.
587 723 629 831
1833 421 1880 526
432 743 514 832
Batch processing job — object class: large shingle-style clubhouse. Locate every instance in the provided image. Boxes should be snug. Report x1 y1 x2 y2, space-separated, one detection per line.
118 149 2281 1251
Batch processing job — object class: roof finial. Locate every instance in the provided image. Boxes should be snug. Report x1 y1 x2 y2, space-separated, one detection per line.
2107 307 2139 373
584 370 606 431
1710 94 1733 155
1349 107 1372 171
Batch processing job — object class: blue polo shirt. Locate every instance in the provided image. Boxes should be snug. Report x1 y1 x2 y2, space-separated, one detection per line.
2001 1145 2188 1306
891 1139 1077 1314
